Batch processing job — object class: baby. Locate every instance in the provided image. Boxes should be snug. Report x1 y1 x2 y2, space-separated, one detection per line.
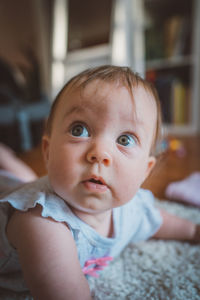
0 65 200 300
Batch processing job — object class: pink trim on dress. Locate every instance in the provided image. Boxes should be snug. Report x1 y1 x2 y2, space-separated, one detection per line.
82 256 113 277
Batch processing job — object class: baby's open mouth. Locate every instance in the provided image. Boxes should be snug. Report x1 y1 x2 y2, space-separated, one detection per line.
82 176 108 192
89 178 103 185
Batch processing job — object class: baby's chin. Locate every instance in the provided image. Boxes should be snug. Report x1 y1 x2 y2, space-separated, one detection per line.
52 186 112 215
60 197 110 218
68 201 109 216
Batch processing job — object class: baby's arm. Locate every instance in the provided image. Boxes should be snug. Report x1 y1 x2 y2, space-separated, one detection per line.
7 205 92 300
153 209 200 243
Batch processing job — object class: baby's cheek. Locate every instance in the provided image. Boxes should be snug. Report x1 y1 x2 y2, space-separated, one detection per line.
120 171 144 198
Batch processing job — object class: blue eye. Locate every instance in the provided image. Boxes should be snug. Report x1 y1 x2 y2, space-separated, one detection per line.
70 124 89 137
117 134 136 147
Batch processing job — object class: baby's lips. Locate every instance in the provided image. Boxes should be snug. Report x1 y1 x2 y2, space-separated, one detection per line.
82 175 109 193
85 175 107 186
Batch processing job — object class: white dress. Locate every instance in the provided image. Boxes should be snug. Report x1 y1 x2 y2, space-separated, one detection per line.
0 175 162 291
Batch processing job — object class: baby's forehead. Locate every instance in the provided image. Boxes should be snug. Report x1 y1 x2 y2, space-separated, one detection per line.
56 80 157 126
58 79 157 114
59 79 150 101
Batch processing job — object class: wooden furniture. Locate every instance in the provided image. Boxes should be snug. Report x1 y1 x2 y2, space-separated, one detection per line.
18 135 200 200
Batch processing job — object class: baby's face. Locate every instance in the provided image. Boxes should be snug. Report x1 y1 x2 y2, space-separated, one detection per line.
43 80 157 217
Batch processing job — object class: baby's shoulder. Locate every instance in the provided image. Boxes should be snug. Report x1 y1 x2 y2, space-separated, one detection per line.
7 204 70 251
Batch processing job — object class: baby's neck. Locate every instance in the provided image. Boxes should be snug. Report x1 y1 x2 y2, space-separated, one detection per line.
96 212 113 238
76 209 113 238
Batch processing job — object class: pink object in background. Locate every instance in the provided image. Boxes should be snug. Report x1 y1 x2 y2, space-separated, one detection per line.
165 172 200 207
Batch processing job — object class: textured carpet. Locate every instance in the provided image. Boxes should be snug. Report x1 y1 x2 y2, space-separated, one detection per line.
88 200 200 300
0 200 200 300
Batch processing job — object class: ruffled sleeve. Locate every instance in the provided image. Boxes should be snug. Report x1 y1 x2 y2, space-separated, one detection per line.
132 189 163 240
0 176 81 237
114 189 163 244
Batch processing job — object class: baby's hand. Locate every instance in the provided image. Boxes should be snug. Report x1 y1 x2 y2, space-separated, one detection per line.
192 224 200 244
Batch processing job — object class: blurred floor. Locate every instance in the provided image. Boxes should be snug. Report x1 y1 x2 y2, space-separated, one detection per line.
143 135 200 199
18 135 200 200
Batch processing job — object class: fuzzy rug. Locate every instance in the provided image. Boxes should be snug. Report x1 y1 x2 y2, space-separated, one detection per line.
88 200 200 300
1 200 200 300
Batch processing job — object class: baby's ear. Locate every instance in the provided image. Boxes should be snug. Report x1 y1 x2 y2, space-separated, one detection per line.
42 135 50 167
145 156 156 180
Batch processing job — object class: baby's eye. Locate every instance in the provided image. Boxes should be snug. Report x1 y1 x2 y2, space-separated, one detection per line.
70 124 89 137
117 134 137 147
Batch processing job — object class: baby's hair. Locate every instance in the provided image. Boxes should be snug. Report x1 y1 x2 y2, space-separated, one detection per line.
45 65 162 155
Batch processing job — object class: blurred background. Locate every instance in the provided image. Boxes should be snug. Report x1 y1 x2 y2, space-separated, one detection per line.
0 0 199 154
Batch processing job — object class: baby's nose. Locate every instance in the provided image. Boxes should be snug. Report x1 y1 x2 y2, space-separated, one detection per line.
86 145 112 166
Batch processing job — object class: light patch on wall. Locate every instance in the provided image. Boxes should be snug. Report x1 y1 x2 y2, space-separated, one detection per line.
52 0 68 97
52 0 68 60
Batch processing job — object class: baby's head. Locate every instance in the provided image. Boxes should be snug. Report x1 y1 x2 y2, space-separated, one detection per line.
45 65 161 155
42 65 162 216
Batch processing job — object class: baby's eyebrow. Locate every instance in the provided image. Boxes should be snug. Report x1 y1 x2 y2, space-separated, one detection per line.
63 100 100 120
